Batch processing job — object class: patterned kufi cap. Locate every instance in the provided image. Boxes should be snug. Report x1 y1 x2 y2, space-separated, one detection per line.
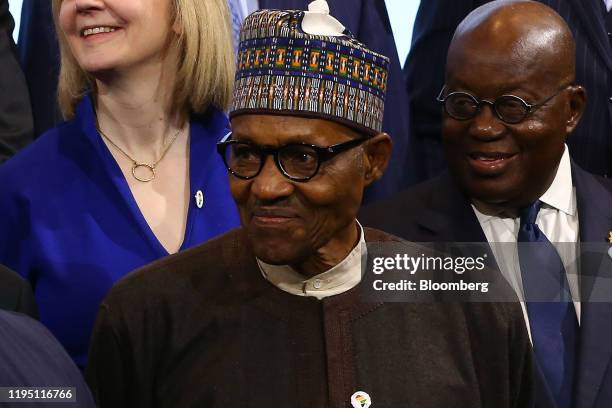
229 0 390 135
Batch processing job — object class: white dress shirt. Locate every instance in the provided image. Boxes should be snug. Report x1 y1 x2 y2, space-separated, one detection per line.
257 222 366 299
603 0 612 12
472 146 581 340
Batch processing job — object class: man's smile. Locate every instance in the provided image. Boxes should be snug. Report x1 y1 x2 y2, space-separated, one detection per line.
251 207 300 226
466 150 518 175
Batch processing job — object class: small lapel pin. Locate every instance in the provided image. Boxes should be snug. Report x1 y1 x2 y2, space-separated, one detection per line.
195 190 204 209
351 391 372 408
608 232 612 243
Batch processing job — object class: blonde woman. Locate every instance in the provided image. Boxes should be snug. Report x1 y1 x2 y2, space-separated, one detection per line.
0 0 240 369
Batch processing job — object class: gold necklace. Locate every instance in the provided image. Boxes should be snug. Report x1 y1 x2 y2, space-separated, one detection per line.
96 125 182 182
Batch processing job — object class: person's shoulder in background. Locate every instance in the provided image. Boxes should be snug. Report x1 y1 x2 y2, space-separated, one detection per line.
0 264 37 318
0 0 34 163
0 310 95 407
0 118 76 188
359 174 444 239
0 120 76 240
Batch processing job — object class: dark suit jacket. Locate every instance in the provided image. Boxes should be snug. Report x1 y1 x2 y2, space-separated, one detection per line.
361 164 612 408
17 0 62 138
0 310 95 407
0 0 33 163
0 263 37 318
405 0 612 181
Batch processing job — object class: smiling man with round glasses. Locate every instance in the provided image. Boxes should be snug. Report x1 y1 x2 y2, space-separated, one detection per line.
362 1 612 407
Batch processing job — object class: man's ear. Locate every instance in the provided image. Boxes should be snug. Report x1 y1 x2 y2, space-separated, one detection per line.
565 85 586 136
363 132 392 187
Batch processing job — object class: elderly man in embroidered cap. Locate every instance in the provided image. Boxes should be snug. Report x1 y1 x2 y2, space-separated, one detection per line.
85 2 533 407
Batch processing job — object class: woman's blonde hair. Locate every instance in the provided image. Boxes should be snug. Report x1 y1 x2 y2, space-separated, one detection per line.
51 0 236 120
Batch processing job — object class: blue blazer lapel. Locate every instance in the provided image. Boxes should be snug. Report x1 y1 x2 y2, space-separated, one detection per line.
572 163 612 408
567 0 612 72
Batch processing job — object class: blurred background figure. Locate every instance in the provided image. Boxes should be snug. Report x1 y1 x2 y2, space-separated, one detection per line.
17 0 61 139
0 310 95 408
405 0 612 181
0 0 240 369
0 0 33 163
0 263 37 318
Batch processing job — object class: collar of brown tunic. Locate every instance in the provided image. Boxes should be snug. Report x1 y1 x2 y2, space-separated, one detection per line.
256 221 367 299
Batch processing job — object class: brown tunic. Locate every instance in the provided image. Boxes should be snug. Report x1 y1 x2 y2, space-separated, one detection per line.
86 228 533 407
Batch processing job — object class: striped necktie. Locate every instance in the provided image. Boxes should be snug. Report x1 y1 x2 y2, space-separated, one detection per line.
518 200 578 408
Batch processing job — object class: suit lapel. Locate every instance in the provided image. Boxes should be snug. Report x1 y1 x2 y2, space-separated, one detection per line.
415 173 488 243
567 0 612 72
410 174 506 286
572 164 612 408
573 164 612 244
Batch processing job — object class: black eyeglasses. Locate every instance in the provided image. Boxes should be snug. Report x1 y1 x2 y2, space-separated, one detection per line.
436 85 570 124
216 135 368 181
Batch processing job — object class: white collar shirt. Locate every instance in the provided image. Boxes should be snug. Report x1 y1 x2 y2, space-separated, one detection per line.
472 145 580 341
257 221 366 300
